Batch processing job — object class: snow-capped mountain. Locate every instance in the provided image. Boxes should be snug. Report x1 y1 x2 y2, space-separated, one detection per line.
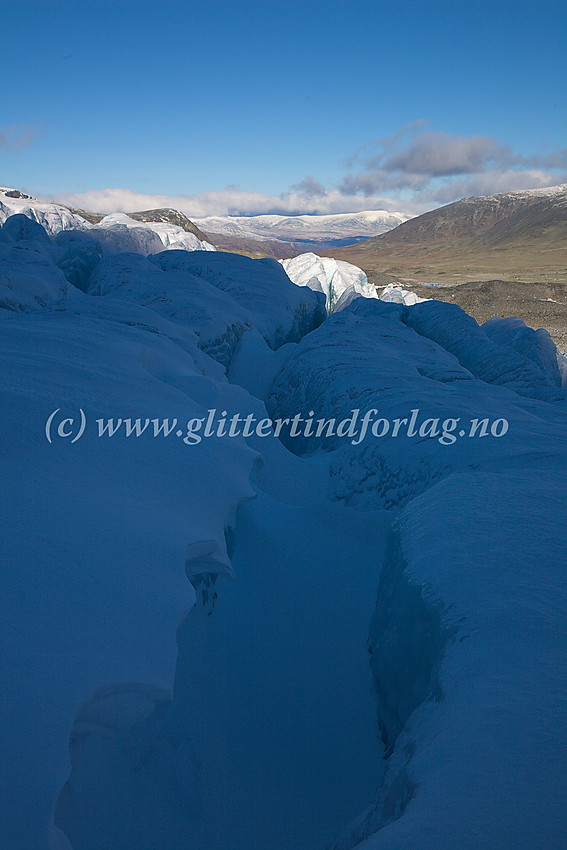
193 209 410 252
354 182 567 246
328 184 567 347
332 183 567 276
0 189 411 258
1 207 567 850
125 207 210 243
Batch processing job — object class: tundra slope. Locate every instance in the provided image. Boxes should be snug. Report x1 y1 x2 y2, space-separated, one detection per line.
329 185 567 348
331 184 567 277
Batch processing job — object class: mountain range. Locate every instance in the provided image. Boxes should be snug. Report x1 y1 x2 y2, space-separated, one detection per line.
191 210 409 256
326 185 567 348
1 189 410 258
330 184 567 284
2 183 566 346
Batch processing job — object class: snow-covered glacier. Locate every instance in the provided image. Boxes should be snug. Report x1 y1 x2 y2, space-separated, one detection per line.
264 298 567 848
281 252 378 312
379 282 428 305
0 188 215 254
1 211 566 850
280 253 427 312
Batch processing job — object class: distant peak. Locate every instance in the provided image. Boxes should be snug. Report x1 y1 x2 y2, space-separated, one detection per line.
126 208 209 242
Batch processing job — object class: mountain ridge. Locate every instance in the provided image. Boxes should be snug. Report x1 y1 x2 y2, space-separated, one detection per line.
327 184 567 284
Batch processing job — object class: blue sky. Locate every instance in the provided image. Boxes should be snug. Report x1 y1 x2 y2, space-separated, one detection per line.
1 0 566 216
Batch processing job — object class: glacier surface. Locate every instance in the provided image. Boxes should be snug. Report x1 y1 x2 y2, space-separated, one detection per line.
281 252 378 312
1 212 566 850
0 188 215 255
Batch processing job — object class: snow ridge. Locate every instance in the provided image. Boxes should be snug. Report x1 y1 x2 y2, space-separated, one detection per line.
0 188 215 254
193 209 409 243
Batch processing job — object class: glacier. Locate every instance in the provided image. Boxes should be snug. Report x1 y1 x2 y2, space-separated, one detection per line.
0 188 215 255
379 282 428 305
281 252 378 313
280 253 428 312
1 210 566 850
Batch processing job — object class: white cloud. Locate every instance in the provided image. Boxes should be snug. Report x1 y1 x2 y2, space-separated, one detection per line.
48 185 425 218
44 126 567 219
380 132 513 176
423 170 567 204
289 175 328 198
338 124 567 207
